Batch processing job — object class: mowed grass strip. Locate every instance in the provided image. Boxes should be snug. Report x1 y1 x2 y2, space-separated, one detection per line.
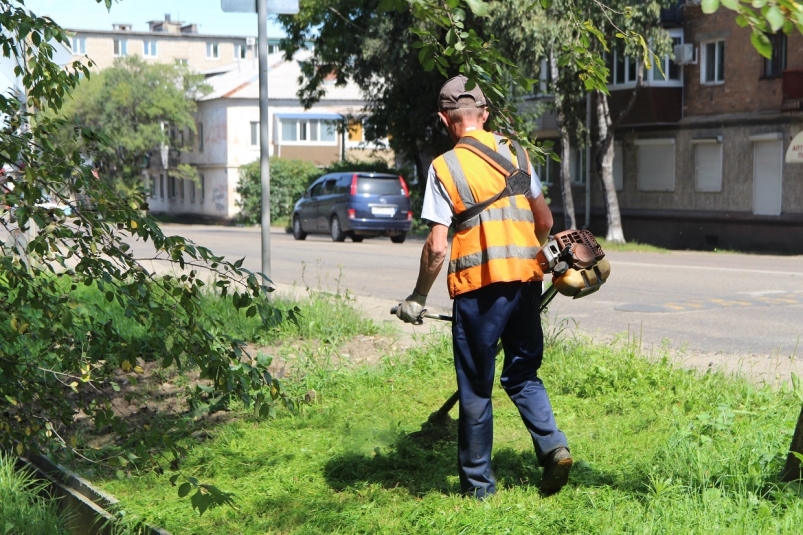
89 311 803 535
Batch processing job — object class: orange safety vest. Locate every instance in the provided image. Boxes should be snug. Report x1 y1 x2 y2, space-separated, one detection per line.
432 130 544 298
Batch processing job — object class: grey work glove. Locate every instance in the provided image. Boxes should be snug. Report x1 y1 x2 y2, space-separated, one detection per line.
396 290 428 325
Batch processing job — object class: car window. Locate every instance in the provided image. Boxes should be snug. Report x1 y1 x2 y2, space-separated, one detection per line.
335 175 351 194
356 177 402 196
323 179 336 194
309 181 324 197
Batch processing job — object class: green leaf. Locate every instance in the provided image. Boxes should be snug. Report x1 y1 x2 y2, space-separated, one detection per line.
750 30 773 59
766 6 784 33
701 0 721 14
540 0 552 7
178 482 192 498
721 0 740 8
464 0 489 17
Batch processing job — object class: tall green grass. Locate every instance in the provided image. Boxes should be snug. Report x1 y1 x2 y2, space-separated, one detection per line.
90 326 803 534
0 454 68 535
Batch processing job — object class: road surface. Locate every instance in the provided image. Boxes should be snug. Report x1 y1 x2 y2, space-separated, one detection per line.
126 224 803 369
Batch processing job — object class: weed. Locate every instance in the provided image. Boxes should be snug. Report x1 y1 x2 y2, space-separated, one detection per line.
0 454 68 535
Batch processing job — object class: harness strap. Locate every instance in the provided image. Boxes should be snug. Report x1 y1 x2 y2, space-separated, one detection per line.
452 137 531 226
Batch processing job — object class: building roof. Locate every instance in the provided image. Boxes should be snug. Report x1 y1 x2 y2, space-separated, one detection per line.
199 51 364 102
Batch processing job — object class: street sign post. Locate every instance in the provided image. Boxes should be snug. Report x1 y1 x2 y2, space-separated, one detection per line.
221 0 298 287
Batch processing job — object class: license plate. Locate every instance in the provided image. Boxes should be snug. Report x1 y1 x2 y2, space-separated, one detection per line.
371 206 396 217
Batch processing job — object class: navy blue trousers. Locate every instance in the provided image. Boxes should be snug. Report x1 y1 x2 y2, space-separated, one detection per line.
452 281 568 497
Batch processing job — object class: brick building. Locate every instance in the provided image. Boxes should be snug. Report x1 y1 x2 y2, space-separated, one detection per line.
536 2 803 253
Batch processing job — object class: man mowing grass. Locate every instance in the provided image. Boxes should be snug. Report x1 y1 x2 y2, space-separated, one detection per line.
396 76 572 499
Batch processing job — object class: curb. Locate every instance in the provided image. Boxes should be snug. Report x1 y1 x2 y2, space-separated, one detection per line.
17 455 171 535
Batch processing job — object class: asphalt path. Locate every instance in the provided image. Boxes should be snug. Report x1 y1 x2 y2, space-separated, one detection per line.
126 224 803 362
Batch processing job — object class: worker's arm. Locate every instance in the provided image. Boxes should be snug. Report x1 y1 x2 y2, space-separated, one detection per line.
414 223 449 296
529 194 553 246
396 223 449 324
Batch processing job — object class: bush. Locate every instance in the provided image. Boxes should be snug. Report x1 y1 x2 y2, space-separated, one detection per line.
236 158 322 225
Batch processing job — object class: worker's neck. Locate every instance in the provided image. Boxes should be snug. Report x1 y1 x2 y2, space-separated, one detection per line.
453 122 484 142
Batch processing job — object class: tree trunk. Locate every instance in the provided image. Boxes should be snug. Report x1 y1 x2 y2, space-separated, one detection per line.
593 60 644 244
594 95 625 243
550 46 576 230
781 401 803 482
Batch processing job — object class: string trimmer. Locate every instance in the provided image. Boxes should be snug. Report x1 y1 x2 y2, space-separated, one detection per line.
391 229 610 438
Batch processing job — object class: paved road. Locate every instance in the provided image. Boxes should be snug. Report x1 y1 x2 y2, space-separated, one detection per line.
127 224 803 363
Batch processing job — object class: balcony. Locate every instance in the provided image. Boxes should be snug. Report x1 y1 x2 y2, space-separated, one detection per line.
782 69 803 112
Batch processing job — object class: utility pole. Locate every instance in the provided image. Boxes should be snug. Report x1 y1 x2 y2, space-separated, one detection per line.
257 0 271 283
221 0 298 285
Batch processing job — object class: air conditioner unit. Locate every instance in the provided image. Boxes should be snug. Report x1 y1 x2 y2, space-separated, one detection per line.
246 37 256 47
673 43 696 65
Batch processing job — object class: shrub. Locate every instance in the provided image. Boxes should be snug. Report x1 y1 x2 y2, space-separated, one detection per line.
236 158 322 225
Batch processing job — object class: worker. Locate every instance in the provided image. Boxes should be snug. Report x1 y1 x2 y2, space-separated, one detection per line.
396 75 572 499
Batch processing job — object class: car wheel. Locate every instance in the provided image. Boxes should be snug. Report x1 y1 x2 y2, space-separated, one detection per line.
351 234 364 243
390 232 407 244
292 215 307 240
330 215 346 242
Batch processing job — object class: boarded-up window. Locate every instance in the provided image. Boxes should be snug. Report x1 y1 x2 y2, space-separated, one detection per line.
752 137 783 216
636 139 675 191
693 140 723 192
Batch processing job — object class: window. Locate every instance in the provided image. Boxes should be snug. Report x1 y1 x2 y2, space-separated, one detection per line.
179 179 184 202
71 36 86 55
113 39 127 57
206 42 219 59
268 44 279 54
613 142 624 191
702 40 725 84
187 128 194 150
321 121 337 142
348 119 364 142
200 174 205 203
693 139 723 192
636 139 675 191
198 123 204 152
149 174 156 197
143 40 158 58
190 180 196 203
535 152 556 186
751 135 783 216
159 173 164 199
609 30 683 88
570 148 587 185
280 119 338 145
234 44 247 59
250 121 259 146
763 34 787 78
175 58 188 66
168 175 176 199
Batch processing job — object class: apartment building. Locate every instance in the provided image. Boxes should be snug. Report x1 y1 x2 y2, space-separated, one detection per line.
535 2 803 253
145 52 392 221
66 14 281 71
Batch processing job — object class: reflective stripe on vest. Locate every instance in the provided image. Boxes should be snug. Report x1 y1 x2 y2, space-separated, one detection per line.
431 130 544 298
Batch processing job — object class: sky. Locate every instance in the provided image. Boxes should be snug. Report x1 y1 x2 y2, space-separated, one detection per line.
25 0 286 37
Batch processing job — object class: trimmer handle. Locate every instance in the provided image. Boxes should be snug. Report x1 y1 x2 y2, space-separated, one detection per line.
389 305 453 322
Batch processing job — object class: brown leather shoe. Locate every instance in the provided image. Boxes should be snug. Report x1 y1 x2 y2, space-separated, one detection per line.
539 446 573 495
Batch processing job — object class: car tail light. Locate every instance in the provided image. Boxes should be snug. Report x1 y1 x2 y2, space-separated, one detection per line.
399 176 409 197
407 211 412 221
347 208 356 219
350 174 358 196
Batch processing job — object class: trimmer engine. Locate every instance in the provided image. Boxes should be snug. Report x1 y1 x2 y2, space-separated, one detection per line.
536 229 611 298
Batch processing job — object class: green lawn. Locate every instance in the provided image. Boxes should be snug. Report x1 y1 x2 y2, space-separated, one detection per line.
88 319 803 534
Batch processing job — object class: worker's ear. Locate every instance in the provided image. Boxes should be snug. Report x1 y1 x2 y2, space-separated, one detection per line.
481 107 489 123
437 111 450 129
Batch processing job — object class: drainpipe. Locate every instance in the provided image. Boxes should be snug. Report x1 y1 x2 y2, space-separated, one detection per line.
584 92 591 229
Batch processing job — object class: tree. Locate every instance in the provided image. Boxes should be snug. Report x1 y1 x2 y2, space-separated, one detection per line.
56 55 208 193
486 1 587 229
1 0 296 514
278 0 456 188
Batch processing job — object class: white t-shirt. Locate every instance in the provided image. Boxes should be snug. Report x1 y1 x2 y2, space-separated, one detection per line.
420 155 542 227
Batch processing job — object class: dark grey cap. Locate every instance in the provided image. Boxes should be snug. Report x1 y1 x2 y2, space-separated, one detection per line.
438 75 486 110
